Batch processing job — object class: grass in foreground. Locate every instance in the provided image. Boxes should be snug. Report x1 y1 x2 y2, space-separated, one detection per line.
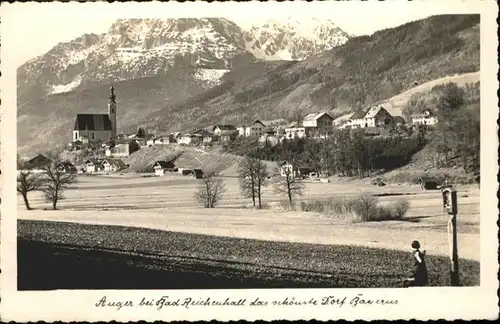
18 220 480 290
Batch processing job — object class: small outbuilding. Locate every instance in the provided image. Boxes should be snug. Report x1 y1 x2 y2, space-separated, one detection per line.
56 161 78 174
418 176 439 190
192 169 204 179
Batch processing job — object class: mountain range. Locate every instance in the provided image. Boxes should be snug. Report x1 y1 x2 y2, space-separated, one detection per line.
17 15 479 156
18 17 350 102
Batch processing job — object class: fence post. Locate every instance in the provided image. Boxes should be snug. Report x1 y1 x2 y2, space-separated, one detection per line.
442 186 459 286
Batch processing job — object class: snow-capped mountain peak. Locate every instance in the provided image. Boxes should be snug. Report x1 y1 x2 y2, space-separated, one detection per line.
17 17 350 100
244 18 350 61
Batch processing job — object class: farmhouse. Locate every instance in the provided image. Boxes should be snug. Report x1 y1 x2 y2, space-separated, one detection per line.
411 109 438 126
344 106 393 129
102 158 128 172
212 125 238 142
84 158 104 174
237 120 266 138
73 86 117 143
56 161 77 174
24 154 51 170
302 112 334 136
105 139 140 157
153 160 176 176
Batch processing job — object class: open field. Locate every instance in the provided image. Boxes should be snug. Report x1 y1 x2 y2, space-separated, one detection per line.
18 220 480 290
377 71 480 117
18 174 480 261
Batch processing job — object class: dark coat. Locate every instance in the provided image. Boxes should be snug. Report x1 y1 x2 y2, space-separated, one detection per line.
412 249 429 286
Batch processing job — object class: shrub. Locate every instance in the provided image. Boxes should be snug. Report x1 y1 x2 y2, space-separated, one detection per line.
351 193 380 221
379 199 411 221
353 197 410 222
298 197 357 216
278 199 296 211
136 166 154 173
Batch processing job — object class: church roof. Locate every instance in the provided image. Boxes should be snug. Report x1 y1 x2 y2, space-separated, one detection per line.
74 114 112 131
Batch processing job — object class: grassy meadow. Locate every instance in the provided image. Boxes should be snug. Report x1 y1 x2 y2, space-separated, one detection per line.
17 173 480 289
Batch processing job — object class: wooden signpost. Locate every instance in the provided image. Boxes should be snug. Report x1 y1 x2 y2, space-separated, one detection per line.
441 185 459 286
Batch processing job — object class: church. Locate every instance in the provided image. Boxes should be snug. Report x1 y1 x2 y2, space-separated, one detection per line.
73 86 117 143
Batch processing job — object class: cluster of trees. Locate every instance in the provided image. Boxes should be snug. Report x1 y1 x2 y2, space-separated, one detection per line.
17 159 78 211
195 157 305 209
224 129 426 179
431 82 480 173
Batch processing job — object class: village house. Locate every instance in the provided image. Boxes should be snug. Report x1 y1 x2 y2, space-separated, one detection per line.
343 106 393 129
279 161 314 178
237 120 266 138
154 134 176 145
146 134 157 147
212 125 238 142
284 127 306 140
178 133 202 145
102 158 128 172
73 86 118 143
23 154 52 170
302 112 334 137
192 129 214 143
56 161 78 174
84 158 104 174
153 160 176 176
258 134 279 146
105 139 140 157
411 109 438 126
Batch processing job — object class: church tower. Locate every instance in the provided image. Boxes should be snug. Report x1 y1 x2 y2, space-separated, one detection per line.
108 86 117 140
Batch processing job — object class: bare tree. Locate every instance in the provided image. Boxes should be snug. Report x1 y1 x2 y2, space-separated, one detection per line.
41 160 78 210
237 156 269 209
273 162 304 204
17 171 42 210
196 169 226 208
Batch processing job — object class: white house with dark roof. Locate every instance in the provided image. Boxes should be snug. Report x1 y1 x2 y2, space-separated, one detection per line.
212 125 238 142
84 158 104 174
302 112 334 137
73 86 117 143
153 160 176 176
237 120 266 138
342 106 393 129
411 109 438 126
102 158 128 172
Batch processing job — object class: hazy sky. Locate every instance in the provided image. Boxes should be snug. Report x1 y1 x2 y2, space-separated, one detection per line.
2 0 479 67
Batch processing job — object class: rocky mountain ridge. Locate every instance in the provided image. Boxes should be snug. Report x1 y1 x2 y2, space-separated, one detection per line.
17 17 351 103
